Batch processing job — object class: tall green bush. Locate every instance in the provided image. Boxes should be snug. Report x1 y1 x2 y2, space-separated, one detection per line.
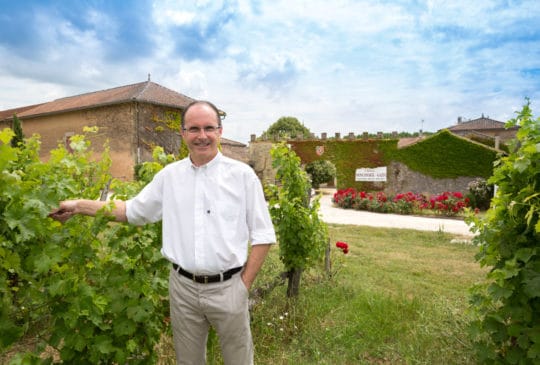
10 115 24 148
468 100 540 364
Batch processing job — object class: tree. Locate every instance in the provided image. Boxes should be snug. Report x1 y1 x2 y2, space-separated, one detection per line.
468 100 540 364
262 116 312 140
305 160 336 188
266 143 328 297
10 114 24 147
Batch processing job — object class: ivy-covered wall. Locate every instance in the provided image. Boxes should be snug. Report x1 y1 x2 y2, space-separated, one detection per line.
289 139 396 191
287 130 500 191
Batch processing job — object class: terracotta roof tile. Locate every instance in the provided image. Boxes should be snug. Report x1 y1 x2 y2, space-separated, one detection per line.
220 137 246 147
7 81 197 119
0 103 45 121
446 116 515 131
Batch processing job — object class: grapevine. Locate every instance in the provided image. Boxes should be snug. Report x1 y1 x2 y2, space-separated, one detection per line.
1 128 171 363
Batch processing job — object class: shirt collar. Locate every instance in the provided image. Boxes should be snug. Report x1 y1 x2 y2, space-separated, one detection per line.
189 151 222 170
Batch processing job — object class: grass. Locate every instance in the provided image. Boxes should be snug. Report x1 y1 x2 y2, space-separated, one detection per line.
156 224 487 365
2 225 486 364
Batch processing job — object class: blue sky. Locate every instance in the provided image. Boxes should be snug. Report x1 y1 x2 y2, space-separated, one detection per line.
1 0 539 143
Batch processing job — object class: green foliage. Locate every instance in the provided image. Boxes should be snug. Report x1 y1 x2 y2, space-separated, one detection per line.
153 111 181 131
393 130 499 178
135 146 176 184
178 138 190 160
266 143 328 272
467 100 540 364
467 134 510 153
262 116 312 140
10 115 24 148
305 160 336 188
0 128 169 363
289 139 396 190
287 131 500 190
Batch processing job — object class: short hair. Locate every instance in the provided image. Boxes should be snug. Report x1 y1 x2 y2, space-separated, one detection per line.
181 100 221 128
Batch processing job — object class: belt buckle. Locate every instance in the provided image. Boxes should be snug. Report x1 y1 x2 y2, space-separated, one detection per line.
204 276 209 284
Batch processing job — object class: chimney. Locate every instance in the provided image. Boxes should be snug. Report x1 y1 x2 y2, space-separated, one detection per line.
457 116 462 124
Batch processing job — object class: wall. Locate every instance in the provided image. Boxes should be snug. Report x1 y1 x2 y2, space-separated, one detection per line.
248 131 500 194
11 104 135 179
136 104 182 164
248 141 276 184
222 142 250 163
386 161 484 195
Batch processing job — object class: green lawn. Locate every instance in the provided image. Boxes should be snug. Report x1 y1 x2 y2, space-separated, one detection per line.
3 224 484 364
156 224 487 365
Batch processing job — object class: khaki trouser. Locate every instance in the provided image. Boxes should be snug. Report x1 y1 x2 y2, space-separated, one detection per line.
169 268 253 365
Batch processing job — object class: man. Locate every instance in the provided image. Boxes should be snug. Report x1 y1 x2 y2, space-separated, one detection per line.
49 100 276 365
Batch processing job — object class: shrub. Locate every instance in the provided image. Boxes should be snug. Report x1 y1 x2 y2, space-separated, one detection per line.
305 160 336 188
332 188 356 209
466 178 493 211
333 188 470 216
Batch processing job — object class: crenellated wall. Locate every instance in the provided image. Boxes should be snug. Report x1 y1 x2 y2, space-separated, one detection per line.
247 131 500 194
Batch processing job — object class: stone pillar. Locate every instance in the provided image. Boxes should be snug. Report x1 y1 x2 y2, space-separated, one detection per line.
348 132 355 139
335 132 341 139
363 132 369 140
321 132 327 140
250 134 256 142
377 132 383 139
392 131 398 138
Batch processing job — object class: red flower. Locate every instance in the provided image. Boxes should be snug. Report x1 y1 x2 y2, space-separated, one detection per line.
336 241 348 249
336 241 349 254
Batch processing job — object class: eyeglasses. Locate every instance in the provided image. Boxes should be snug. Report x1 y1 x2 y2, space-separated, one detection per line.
182 125 222 134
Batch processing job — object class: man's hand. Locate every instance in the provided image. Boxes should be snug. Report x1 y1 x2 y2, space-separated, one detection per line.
48 200 78 223
48 199 127 223
241 244 272 290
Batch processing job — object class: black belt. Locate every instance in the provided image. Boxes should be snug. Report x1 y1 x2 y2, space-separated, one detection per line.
172 264 243 284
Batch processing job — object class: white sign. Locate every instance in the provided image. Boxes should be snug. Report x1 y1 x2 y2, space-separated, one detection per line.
355 167 387 182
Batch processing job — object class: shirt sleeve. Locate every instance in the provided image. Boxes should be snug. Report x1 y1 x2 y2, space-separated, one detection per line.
245 170 276 245
126 171 164 225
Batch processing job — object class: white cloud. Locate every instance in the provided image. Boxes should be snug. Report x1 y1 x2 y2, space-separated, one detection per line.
1 0 539 144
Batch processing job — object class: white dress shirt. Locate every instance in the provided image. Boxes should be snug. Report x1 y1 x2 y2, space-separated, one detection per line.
126 152 276 274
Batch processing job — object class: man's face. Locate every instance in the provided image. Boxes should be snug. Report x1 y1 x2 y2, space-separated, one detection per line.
181 103 222 166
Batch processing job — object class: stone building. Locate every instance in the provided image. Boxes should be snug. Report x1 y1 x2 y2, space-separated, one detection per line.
444 115 518 145
0 80 246 180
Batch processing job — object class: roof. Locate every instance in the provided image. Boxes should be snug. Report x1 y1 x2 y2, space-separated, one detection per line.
0 103 45 121
446 116 517 131
1 81 197 120
397 136 425 148
220 137 247 147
